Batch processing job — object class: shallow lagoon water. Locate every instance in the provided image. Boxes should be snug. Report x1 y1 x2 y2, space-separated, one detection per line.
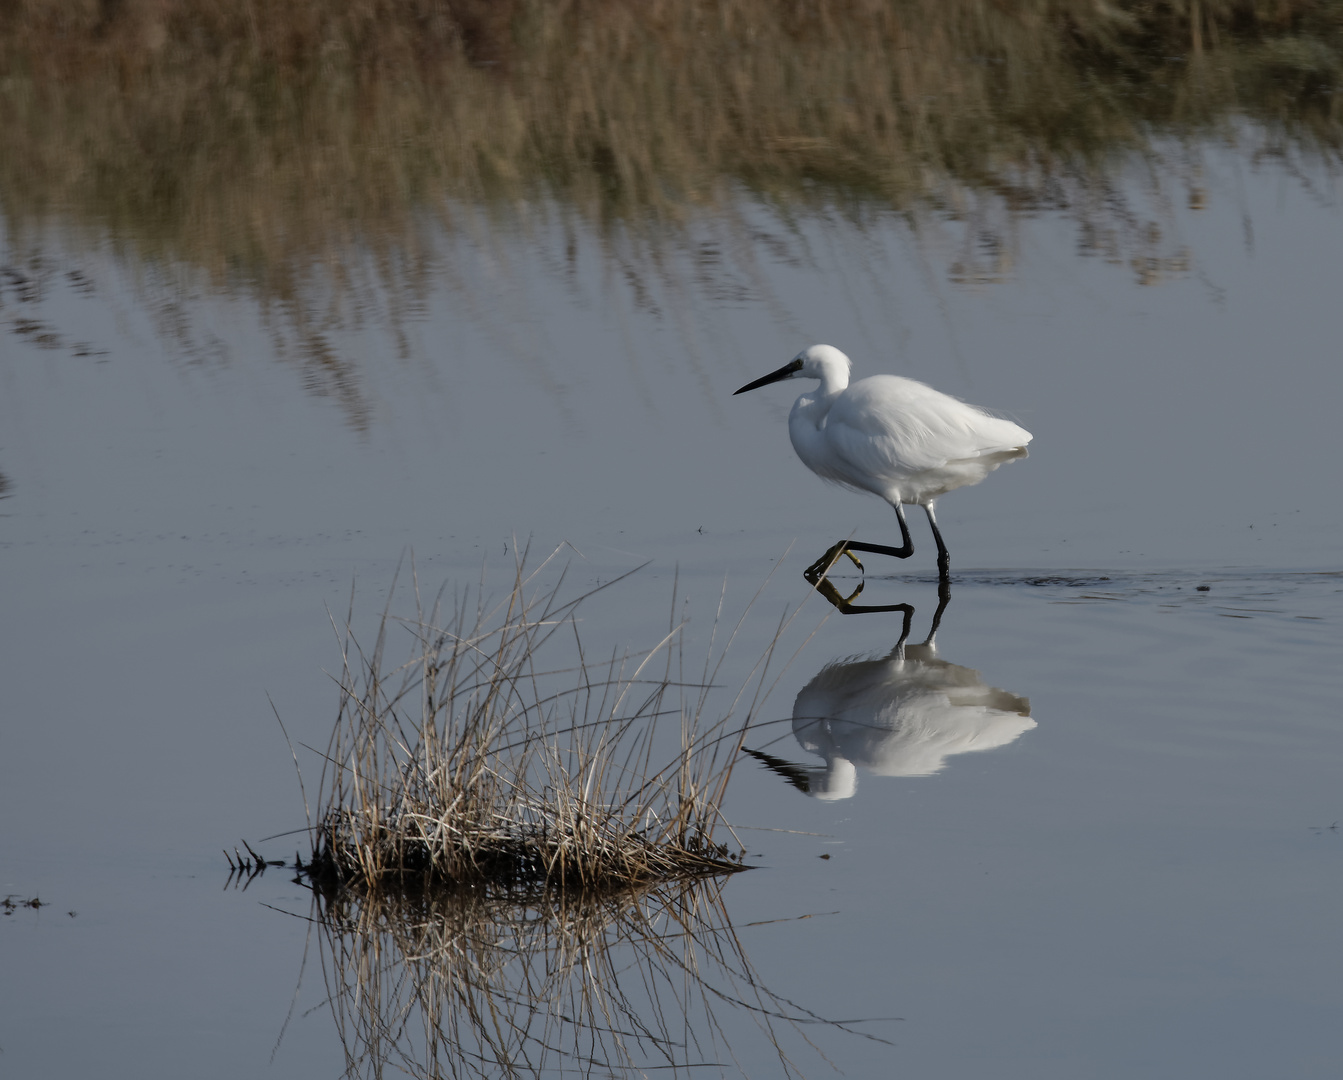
3 128 1343 1079
725 569 1342 1076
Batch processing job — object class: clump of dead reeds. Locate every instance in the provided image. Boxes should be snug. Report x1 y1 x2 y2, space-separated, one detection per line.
301 549 759 891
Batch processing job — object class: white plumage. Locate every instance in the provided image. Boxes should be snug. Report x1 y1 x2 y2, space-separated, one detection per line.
734 344 1032 578
788 639 1034 797
741 602 1035 799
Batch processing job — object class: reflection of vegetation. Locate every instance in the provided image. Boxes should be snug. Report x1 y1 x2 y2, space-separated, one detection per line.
4 1 1340 256
2 2 1341 415
305 552 755 890
307 876 887 1079
2 254 110 360
279 559 869 1074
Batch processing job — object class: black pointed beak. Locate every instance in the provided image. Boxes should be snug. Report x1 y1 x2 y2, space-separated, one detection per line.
740 746 812 794
733 357 803 395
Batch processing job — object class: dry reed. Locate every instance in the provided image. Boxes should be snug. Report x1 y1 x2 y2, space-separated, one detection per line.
273 552 871 1075
302 548 772 891
304 873 887 1079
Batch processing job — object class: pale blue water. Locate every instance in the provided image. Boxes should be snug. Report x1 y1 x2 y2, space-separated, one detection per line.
2 149 1342 1077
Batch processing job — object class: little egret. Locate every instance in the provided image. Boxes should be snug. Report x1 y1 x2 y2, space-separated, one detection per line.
733 344 1032 580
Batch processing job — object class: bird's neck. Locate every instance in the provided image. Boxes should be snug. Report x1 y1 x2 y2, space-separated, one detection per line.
793 375 846 425
815 366 850 396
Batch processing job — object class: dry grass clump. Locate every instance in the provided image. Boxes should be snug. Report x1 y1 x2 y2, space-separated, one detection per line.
306 873 882 1079
273 554 875 1076
302 551 764 891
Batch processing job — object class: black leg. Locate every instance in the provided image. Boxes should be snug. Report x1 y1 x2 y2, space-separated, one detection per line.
808 575 917 615
924 578 952 642
924 502 950 581
892 602 914 654
803 501 915 582
807 558 954 621
847 500 916 561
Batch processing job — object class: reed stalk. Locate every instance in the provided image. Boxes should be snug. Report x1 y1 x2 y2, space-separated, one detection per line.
303 548 771 891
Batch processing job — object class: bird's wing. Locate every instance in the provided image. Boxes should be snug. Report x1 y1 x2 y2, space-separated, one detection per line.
825 376 1031 477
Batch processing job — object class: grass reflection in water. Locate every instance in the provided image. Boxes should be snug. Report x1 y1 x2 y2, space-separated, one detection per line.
3 1 1342 424
299 875 892 1079
267 550 888 1075
3 1 1341 281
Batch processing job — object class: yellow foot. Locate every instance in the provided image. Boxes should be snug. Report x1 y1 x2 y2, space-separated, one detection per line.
810 576 867 613
804 542 864 582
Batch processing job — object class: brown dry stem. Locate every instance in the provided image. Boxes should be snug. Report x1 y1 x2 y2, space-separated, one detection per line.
304 547 766 891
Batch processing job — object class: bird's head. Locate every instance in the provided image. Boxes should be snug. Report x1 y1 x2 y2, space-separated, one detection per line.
733 344 852 395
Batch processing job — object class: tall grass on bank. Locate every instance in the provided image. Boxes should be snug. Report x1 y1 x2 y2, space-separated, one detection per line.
305 875 888 1079
303 551 774 890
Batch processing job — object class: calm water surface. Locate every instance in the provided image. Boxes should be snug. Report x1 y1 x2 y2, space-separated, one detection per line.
2 98 1342 1080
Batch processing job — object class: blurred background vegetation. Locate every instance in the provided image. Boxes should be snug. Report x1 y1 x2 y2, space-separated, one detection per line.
1 0 1340 371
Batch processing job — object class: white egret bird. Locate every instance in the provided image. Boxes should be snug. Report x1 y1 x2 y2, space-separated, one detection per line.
734 344 1032 580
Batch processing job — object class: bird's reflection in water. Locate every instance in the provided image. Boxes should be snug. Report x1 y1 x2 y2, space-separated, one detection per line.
744 585 1034 800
